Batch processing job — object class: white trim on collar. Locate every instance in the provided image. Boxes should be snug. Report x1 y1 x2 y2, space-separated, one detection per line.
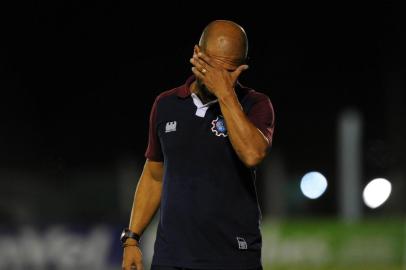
191 93 218 117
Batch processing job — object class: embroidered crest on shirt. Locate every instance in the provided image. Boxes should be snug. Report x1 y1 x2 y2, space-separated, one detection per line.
165 121 177 133
211 116 228 137
236 237 248 250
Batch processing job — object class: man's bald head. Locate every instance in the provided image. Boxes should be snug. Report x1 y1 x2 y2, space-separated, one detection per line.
198 20 248 67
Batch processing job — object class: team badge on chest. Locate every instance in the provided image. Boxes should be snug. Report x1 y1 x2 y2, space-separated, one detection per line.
211 116 228 137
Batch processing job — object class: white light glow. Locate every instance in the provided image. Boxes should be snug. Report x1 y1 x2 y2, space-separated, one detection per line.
363 178 392 209
300 171 328 199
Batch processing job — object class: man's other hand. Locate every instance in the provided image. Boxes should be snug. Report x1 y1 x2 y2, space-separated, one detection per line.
122 242 143 270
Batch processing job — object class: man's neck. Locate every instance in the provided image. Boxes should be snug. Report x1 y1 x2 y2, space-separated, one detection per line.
190 81 217 105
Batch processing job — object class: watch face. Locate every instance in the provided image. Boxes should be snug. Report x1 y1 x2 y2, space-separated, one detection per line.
120 230 128 242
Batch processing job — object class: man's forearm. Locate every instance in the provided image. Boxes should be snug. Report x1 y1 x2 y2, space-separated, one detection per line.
128 160 163 236
189 48 268 166
218 91 269 167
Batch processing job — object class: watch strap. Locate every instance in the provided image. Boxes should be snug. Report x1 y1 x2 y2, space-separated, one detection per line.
126 229 141 242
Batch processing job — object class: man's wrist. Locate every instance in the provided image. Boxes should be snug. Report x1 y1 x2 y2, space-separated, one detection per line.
122 238 140 248
124 238 139 244
218 90 239 106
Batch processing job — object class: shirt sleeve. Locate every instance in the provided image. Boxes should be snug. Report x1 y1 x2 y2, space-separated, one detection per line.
144 97 164 162
247 96 275 146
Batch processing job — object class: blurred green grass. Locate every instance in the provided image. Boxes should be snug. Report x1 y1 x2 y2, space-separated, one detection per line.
260 218 405 270
263 266 403 270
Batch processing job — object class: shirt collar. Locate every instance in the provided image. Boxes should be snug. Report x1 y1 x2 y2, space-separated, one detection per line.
176 75 195 98
191 92 218 108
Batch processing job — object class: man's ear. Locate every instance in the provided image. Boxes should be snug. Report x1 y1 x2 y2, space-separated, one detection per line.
193 45 200 56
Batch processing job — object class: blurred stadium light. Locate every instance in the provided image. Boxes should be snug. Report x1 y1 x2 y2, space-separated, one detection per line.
363 178 392 209
300 171 328 199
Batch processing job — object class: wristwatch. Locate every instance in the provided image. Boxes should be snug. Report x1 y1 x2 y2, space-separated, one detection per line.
120 228 141 244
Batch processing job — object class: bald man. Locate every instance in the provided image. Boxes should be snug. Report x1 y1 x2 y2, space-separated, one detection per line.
121 20 275 270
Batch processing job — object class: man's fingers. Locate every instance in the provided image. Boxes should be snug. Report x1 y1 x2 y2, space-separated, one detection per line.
122 263 138 270
190 58 206 73
122 264 133 270
192 54 211 72
191 67 205 80
197 52 213 67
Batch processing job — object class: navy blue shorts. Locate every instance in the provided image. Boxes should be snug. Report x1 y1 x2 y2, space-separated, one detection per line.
150 266 263 270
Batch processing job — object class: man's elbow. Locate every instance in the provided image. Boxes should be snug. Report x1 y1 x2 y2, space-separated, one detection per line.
241 148 268 168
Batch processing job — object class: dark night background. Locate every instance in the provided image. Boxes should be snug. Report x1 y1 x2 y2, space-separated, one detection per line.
1 1 405 225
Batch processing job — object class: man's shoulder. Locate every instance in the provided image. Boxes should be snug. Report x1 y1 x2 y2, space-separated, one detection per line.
238 84 271 104
155 87 180 101
153 85 184 105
